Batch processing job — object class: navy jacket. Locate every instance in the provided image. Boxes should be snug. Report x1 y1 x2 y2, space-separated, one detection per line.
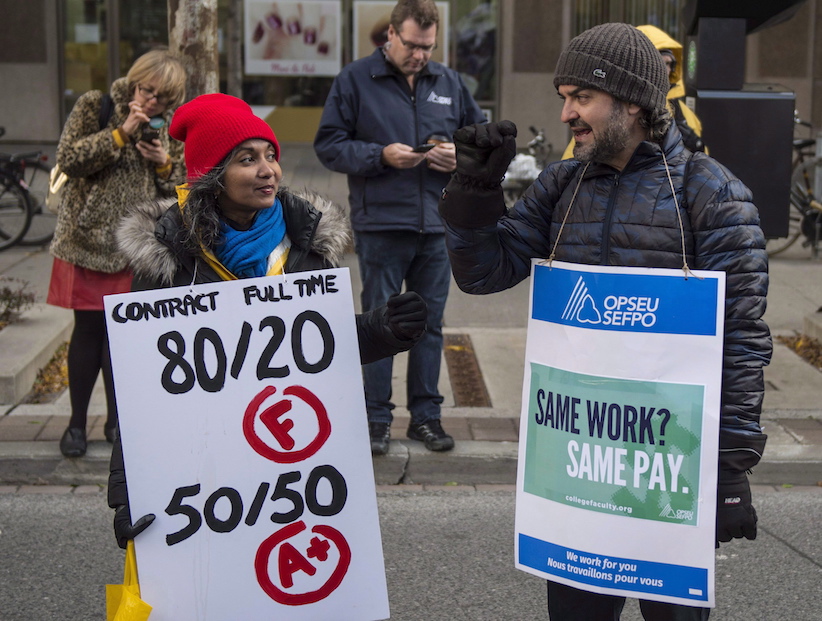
314 47 486 234
440 125 771 475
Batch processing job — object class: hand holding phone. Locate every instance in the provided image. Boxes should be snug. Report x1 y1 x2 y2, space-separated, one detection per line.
140 116 165 143
412 143 436 153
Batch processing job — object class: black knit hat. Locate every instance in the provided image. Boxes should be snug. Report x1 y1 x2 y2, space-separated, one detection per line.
553 23 668 114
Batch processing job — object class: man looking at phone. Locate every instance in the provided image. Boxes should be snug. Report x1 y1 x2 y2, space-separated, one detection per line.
315 0 485 455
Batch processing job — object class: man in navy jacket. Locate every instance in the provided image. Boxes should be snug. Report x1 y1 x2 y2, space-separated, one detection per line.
315 0 485 455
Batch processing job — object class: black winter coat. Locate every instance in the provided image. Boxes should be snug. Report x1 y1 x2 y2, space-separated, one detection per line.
440 125 771 475
109 189 419 510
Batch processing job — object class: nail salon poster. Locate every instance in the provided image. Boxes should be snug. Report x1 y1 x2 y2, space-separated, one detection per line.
104 269 389 621
515 260 725 608
245 1 342 76
353 1 449 65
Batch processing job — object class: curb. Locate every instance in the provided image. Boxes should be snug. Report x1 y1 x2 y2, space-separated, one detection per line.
0 439 818 487
0 304 72 405
804 310 822 341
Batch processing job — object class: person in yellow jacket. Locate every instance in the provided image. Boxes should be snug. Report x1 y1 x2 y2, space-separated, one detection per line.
562 23 706 160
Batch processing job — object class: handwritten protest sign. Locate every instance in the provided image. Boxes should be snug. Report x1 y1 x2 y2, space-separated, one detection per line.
515 261 725 608
105 269 389 621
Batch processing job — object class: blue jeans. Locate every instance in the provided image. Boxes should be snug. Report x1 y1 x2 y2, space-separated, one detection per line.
547 582 711 620
354 231 450 425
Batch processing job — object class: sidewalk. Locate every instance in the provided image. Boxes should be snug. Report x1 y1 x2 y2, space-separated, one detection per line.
1 143 821 487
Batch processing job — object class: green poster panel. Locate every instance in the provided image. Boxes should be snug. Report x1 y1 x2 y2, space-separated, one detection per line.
523 364 704 525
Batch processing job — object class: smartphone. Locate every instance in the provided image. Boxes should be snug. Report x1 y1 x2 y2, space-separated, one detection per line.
413 143 436 153
140 116 165 143
140 126 160 143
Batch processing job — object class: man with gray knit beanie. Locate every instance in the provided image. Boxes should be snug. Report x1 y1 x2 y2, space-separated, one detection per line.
439 23 770 621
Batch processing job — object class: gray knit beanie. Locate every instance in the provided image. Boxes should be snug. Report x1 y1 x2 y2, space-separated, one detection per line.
553 23 668 114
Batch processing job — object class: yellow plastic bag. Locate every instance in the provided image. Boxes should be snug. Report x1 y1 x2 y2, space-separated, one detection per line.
106 540 153 621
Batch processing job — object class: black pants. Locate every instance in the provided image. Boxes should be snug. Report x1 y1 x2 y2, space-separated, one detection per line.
547 581 710 621
67 310 118 430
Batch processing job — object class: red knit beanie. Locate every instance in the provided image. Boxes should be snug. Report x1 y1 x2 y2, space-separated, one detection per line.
169 93 280 181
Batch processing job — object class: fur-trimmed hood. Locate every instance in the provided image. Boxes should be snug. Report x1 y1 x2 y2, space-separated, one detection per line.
117 188 351 286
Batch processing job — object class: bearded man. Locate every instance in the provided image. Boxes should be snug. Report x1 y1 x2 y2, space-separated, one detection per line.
438 22 771 621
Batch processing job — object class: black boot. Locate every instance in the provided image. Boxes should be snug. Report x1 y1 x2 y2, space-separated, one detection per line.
407 419 454 452
369 422 391 456
60 426 87 457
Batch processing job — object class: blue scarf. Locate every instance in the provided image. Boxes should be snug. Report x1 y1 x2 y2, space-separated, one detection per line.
215 198 286 278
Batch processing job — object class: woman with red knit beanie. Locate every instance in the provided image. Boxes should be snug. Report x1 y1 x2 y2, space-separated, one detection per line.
106 93 427 548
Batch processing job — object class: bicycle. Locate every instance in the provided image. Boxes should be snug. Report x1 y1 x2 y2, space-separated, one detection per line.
0 126 56 249
501 126 552 208
766 113 822 258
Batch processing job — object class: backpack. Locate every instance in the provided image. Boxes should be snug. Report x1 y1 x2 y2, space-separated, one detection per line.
46 93 114 214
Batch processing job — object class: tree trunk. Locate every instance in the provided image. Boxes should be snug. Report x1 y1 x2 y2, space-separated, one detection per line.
167 0 220 100
225 0 243 98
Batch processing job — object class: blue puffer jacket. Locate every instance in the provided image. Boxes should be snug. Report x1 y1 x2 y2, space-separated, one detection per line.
440 125 771 474
314 47 486 234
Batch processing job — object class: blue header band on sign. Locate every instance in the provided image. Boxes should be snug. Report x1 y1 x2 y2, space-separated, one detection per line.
532 265 719 336
519 534 709 602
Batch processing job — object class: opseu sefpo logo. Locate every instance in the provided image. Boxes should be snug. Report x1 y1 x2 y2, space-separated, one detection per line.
562 276 659 328
532 265 720 336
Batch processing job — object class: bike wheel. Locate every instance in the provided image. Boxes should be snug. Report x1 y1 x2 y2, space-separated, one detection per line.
766 158 814 256
18 160 56 246
0 174 32 251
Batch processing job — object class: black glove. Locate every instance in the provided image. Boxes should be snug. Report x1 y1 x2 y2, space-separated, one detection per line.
386 292 427 341
716 471 757 544
453 120 518 188
113 504 156 550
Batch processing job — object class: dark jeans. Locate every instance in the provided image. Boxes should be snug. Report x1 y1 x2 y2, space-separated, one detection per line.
547 582 711 621
354 231 451 425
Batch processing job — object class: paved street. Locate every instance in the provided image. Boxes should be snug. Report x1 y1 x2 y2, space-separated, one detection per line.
0 485 820 621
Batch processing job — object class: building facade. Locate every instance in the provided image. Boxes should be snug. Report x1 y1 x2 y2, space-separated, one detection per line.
0 0 818 157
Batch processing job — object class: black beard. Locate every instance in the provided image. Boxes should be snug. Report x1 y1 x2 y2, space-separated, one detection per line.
573 101 631 164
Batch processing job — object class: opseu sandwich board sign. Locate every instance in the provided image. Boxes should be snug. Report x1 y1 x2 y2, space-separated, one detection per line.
104 269 389 621
515 260 725 608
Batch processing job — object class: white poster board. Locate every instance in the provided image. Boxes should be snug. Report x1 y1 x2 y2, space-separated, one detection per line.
515 260 725 608
245 0 342 76
105 269 389 621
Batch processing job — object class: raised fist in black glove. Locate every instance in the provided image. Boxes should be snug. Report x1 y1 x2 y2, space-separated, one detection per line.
386 291 427 341
453 120 518 188
113 503 155 550
716 471 757 544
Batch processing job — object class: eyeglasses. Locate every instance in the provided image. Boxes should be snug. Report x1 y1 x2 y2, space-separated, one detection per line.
137 85 170 106
396 33 437 55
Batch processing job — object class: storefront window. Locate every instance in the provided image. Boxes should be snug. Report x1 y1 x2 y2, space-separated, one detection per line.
574 0 685 41
118 0 169 76
453 1 497 104
62 0 109 116
60 0 500 129
230 0 497 107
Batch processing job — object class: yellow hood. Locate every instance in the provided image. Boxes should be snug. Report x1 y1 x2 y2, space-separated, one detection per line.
637 24 684 100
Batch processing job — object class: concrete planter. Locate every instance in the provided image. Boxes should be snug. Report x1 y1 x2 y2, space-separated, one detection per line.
0 304 73 405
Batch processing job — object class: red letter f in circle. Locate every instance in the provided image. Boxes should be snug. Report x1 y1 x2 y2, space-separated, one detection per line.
243 385 331 463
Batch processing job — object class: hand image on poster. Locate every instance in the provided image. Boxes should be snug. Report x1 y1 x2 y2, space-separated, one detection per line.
246 1 341 76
